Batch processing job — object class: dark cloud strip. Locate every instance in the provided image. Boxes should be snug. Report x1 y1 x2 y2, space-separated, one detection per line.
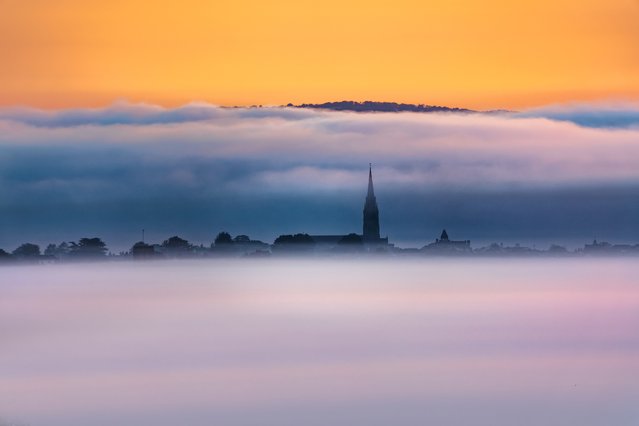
1 102 638 251
515 102 639 128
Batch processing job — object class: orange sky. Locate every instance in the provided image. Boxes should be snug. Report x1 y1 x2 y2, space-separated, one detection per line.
1 0 638 110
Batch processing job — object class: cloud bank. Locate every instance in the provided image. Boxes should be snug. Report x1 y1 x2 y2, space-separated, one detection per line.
1 102 638 250
515 101 639 129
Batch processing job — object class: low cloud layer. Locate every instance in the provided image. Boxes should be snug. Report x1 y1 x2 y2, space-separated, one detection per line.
516 101 639 128
3 260 638 426
1 102 638 250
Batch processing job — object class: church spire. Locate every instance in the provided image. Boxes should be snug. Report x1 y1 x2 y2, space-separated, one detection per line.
363 164 380 241
367 163 375 198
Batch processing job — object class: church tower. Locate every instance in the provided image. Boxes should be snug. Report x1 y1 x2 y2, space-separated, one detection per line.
363 164 380 241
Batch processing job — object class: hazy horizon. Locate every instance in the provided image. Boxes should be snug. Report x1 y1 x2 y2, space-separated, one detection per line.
2 100 639 253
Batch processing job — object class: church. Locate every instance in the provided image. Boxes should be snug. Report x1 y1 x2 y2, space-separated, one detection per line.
421 229 471 253
361 164 389 245
309 165 389 250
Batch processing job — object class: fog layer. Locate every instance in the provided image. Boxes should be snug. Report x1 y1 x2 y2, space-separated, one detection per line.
1 259 639 426
1 102 639 249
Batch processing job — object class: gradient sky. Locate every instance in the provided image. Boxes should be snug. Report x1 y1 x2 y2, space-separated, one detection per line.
2 0 639 109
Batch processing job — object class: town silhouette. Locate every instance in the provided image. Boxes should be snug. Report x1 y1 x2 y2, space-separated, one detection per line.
1 165 637 263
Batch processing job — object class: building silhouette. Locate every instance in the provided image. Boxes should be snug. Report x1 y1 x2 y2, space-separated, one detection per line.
363 164 380 241
421 229 471 253
308 165 388 250
361 165 388 246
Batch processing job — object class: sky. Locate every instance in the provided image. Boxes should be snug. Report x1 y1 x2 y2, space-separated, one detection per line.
1 102 639 251
1 0 639 109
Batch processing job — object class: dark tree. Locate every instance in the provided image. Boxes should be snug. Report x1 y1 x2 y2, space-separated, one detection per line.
548 244 568 254
161 236 191 257
291 100 474 114
273 233 315 252
43 242 71 258
12 243 41 258
131 241 157 258
44 244 57 257
274 233 315 245
214 232 233 245
233 235 250 243
0 248 12 261
69 238 108 258
162 236 190 249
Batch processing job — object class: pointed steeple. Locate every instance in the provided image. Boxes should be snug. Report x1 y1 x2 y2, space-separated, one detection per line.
367 163 375 198
363 164 380 241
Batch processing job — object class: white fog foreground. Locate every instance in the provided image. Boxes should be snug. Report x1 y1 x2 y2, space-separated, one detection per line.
1 258 639 426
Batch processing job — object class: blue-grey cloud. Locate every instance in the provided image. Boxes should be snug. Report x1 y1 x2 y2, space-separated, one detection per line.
1 102 638 251
515 102 639 128
5 100 639 129
0 101 317 127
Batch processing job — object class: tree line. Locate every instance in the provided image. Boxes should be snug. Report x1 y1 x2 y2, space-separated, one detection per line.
0 232 272 262
0 231 371 263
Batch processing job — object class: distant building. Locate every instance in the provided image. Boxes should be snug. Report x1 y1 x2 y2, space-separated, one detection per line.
362 165 389 247
583 240 639 255
583 239 613 253
474 242 540 256
422 229 471 254
297 165 390 252
363 165 380 241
